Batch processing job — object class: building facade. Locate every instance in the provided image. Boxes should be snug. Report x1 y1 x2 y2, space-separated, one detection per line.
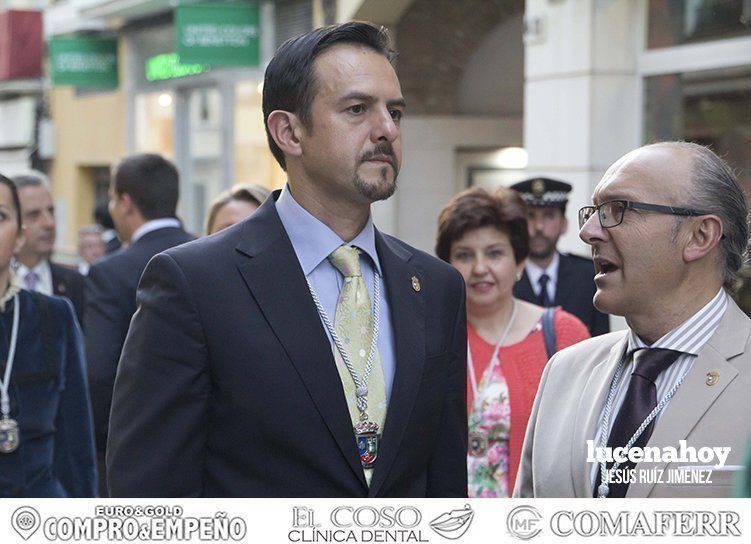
20 0 751 258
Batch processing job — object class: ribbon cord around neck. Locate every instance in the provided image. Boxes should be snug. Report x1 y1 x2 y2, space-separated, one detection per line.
0 294 21 454
596 356 687 498
307 272 381 418
467 299 518 410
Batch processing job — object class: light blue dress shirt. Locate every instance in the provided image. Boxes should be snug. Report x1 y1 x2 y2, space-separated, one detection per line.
275 185 396 400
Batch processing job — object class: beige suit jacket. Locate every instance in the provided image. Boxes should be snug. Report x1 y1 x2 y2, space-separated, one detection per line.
514 297 751 498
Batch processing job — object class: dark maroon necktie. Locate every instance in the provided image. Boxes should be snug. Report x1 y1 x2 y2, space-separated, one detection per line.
594 348 682 497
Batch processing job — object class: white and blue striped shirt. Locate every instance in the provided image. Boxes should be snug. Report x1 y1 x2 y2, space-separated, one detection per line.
589 288 728 485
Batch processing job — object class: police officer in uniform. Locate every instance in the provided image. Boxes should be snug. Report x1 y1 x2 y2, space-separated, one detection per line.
510 177 609 336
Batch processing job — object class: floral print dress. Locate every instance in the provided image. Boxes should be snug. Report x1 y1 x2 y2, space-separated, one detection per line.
467 349 512 498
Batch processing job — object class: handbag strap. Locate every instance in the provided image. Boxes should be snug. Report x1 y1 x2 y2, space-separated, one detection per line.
542 307 557 360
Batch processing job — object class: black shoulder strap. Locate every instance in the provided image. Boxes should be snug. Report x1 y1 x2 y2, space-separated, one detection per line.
542 307 557 360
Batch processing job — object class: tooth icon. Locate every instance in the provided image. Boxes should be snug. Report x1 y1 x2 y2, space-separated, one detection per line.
429 504 475 540
11 507 41 541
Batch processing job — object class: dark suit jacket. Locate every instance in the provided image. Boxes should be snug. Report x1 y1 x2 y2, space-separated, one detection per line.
103 231 121 254
107 195 468 497
514 252 610 336
84 226 194 455
50 262 85 326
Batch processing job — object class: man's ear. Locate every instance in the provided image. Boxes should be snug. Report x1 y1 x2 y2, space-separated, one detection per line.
561 215 568 236
683 215 723 263
120 193 136 216
267 110 303 160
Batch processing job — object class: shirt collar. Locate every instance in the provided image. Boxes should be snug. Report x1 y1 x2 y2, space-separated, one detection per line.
131 218 181 244
627 288 728 356
275 184 381 277
15 259 50 279
526 251 560 284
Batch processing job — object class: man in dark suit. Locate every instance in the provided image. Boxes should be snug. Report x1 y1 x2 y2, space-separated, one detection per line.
84 153 194 495
107 22 467 498
12 173 85 324
511 177 609 336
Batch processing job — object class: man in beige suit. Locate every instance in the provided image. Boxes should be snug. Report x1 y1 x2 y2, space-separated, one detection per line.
514 141 751 498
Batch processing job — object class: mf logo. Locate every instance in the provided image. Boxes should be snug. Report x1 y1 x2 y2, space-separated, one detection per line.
506 505 543 540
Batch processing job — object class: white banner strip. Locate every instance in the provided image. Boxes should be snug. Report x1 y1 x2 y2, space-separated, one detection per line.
1 498 750 543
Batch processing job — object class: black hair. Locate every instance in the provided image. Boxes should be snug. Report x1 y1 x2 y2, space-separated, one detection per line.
112 154 179 220
94 202 115 230
262 21 395 170
0 174 23 232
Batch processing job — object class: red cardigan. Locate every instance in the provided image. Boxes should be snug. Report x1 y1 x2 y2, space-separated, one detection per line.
468 307 590 494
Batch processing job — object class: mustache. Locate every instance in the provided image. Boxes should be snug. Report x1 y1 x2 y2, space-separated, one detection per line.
359 143 397 167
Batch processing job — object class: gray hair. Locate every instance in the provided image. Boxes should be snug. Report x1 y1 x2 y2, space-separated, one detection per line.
78 224 104 237
660 142 748 289
10 170 51 190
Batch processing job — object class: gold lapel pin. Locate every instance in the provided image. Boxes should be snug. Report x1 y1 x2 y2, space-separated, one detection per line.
706 371 719 386
411 276 421 292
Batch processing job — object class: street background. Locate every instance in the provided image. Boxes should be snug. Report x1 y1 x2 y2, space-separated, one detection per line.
0 0 749 295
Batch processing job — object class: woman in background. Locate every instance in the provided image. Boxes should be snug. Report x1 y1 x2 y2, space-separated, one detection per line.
0 173 96 497
437 186 589 497
205 184 271 235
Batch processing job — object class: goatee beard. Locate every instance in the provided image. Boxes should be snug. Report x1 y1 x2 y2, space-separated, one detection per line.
354 171 398 202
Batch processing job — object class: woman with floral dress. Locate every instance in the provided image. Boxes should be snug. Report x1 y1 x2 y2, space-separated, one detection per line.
436 187 589 497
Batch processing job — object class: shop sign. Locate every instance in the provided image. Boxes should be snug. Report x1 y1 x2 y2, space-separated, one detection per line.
176 3 260 67
49 37 118 89
146 53 209 82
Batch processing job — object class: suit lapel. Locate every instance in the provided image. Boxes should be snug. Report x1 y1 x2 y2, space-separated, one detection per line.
234 197 367 489
515 270 536 302
571 335 628 497
49 262 64 296
368 231 426 497
627 300 748 497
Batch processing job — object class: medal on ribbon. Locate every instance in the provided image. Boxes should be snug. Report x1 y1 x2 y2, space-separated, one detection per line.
0 417 19 453
355 420 380 468
0 294 20 455
468 427 488 457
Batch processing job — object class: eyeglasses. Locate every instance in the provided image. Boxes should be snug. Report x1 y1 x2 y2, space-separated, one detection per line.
578 200 712 230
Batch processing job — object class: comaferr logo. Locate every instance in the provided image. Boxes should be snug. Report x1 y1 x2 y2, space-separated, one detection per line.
550 510 741 537
505 507 742 539
507 505 543 540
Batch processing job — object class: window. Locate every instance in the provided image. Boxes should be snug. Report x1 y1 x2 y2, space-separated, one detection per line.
644 66 751 191
648 0 751 49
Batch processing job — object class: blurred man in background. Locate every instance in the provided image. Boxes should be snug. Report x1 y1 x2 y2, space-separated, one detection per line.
511 177 609 336
12 172 85 325
95 202 121 254
84 153 194 496
77 225 106 275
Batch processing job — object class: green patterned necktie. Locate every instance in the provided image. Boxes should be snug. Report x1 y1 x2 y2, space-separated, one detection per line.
328 245 387 484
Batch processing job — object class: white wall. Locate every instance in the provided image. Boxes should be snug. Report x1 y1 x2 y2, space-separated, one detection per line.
524 0 644 330
374 115 522 253
524 0 641 256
